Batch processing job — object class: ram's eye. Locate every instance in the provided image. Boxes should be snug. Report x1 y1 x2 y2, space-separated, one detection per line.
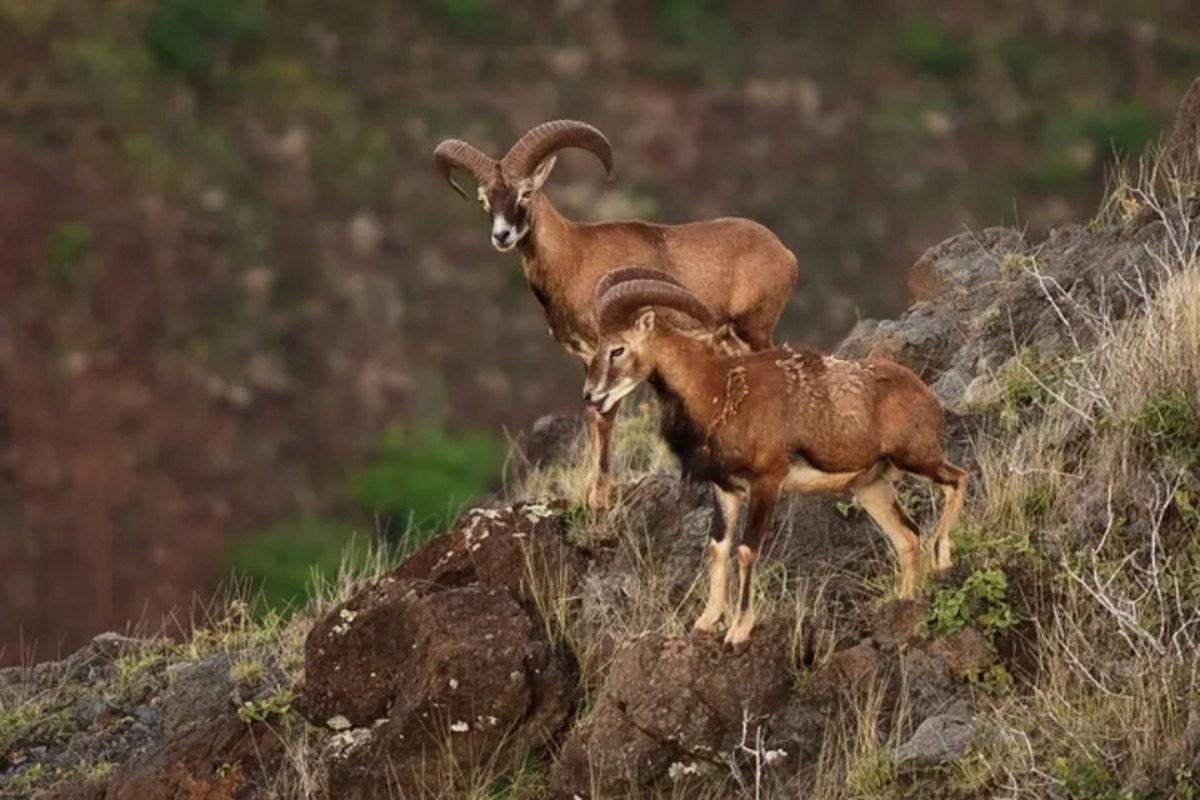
609 346 626 360
518 189 532 203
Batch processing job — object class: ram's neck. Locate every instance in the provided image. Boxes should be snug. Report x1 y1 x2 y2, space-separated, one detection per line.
518 194 574 294
648 332 727 430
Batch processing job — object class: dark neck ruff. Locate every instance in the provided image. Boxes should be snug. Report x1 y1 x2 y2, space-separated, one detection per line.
649 372 730 488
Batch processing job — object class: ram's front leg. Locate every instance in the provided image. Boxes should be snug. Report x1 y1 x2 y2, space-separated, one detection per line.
725 477 780 652
691 485 741 638
585 403 617 510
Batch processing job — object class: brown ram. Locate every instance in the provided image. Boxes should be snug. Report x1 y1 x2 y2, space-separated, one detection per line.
434 121 798 508
582 270 967 648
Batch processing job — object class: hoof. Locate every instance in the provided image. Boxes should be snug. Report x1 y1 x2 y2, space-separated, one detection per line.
722 637 750 656
688 627 713 644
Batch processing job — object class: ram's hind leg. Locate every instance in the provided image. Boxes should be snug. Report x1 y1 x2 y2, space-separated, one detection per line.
853 476 921 599
585 403 617 510
692 485 740 637
928 461 967 573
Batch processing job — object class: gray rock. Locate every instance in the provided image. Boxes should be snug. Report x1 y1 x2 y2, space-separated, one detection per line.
159 652 235 737
89 632 145 659
893 712 974 766
72 693 109 727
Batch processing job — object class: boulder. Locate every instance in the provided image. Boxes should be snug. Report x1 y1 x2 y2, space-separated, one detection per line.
392 501 585 601
893 712 974 767
547 619 795 798
298 581 573 799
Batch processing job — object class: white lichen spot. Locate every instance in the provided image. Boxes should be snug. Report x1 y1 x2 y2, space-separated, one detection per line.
331 607 358 636
524 501 554 518
326 715 352 731
478 715 500 727
763 748 787 766
450 721 470 733
668 761 700 780
330 728 372 758
449 678 459 690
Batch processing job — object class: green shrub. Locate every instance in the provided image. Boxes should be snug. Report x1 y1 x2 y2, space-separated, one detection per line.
1082 102 1160 158
1025 103 1160 192
650 0 742 82
349 423 504 536
997 349 1060 431
61 39 155 115
237 688 293 723
996 34 1058 91
1130 389 1200 464
897 16 975 79
227 517 365 609
928 568 1016 642
144 0 266 87
1052 755 1117 800
423 0 499 38
46 222 91 292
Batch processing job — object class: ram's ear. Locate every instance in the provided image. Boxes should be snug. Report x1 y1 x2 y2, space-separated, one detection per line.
635 308 656 334
530 155 557 190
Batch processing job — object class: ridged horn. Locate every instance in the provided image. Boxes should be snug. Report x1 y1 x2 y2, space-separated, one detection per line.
597 279 716 334
501 120 613 181
433 139 499 199
593 267 685 305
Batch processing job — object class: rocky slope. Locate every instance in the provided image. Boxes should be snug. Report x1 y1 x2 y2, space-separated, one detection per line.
4 80 1200 800
5 0 1200 662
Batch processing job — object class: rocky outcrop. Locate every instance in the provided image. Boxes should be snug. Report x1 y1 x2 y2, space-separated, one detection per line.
547 621 796 798
304 583 573 800
295 503 582 798
843 218 1177 412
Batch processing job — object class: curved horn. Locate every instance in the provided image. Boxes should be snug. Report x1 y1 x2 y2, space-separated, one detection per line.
598 279 716 334
593 267 685 305
501 120 613 180
434 139 498 200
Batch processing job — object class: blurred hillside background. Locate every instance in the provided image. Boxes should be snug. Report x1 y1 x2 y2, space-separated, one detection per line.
1 0 1198 663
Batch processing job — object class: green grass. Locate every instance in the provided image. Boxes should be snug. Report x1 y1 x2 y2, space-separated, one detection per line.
349 423 504 536
226 518 368 610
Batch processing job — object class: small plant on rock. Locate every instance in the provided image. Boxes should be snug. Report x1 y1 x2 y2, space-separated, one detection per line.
928 568 1016 643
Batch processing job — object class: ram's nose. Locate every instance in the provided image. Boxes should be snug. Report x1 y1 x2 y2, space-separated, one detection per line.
492 229 511 246
582 388 602 409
